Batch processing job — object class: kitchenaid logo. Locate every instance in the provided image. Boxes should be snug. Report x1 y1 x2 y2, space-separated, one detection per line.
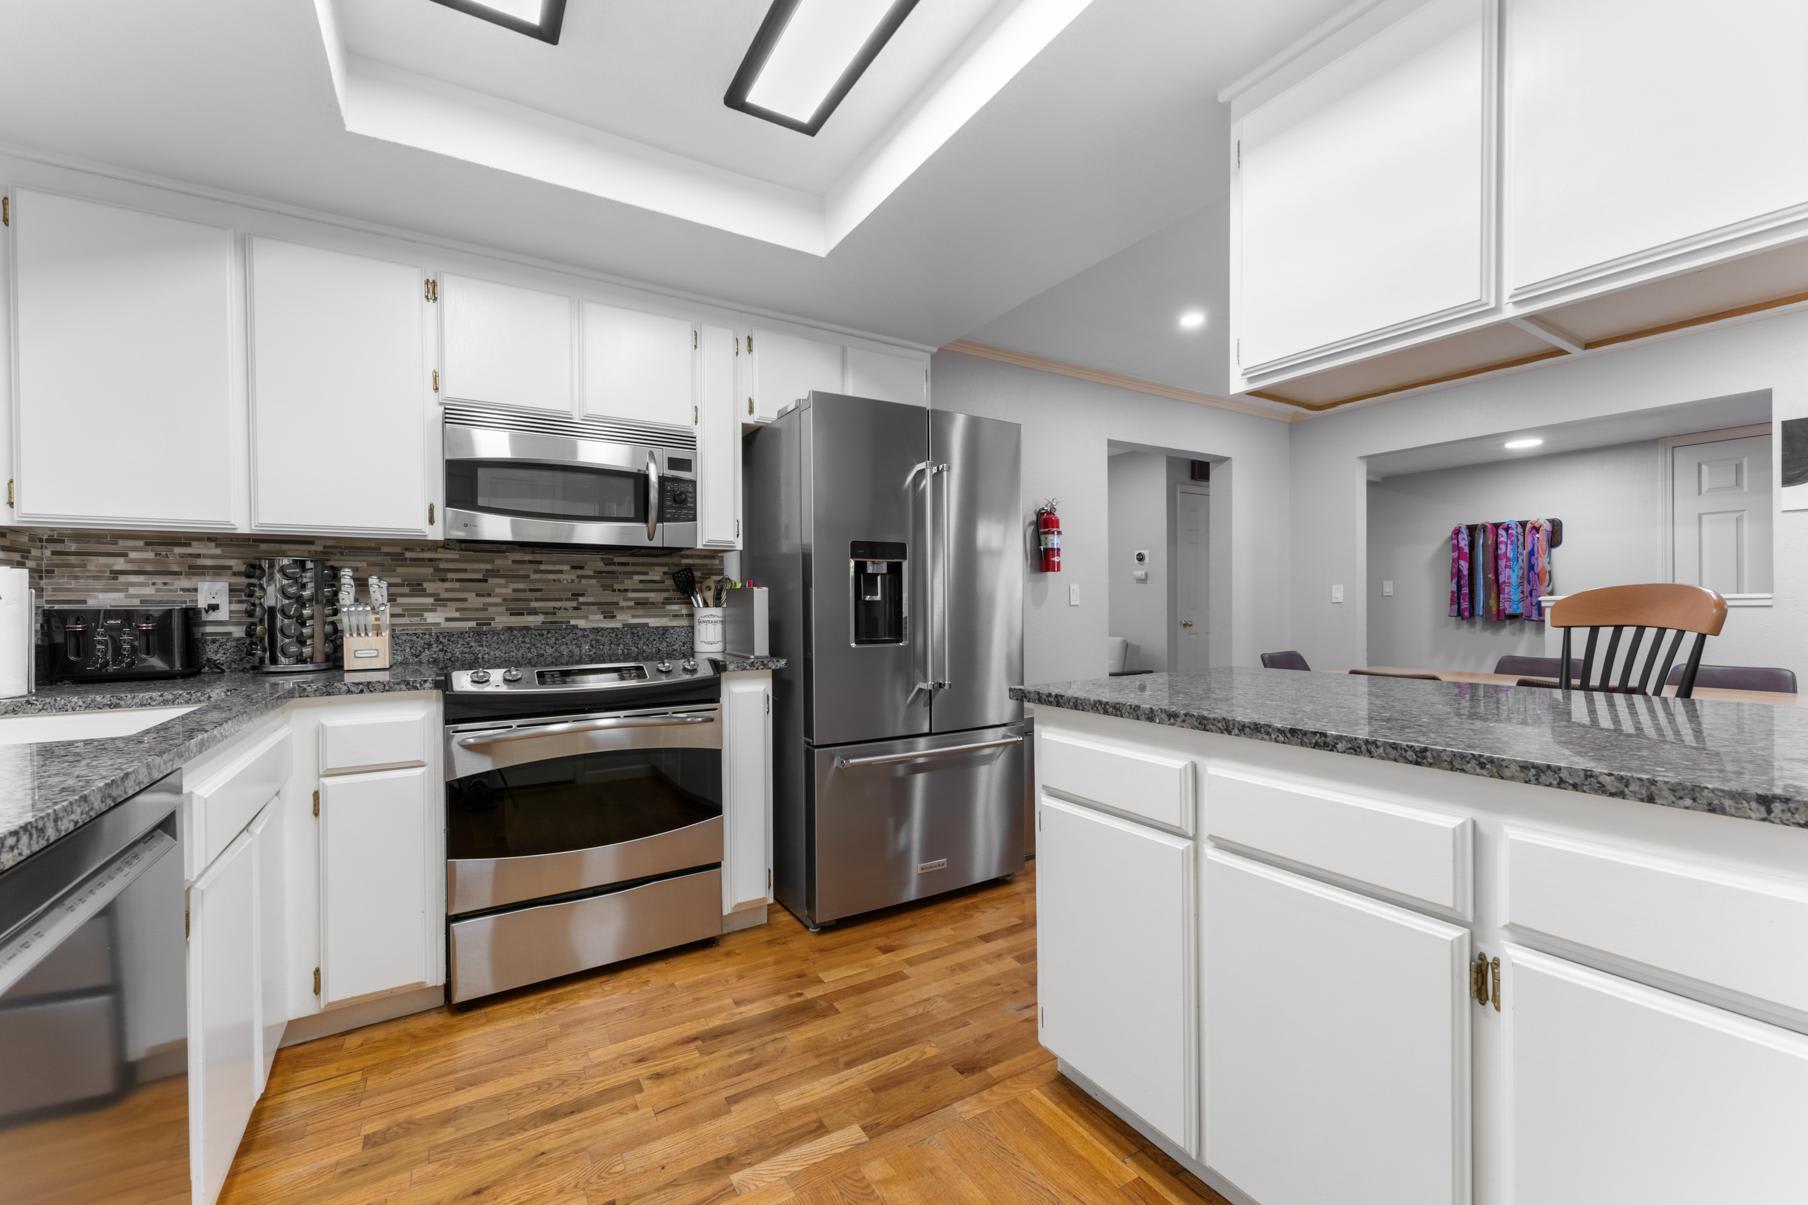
916 859 948 874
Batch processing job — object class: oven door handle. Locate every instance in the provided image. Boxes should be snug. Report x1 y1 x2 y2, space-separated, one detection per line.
835 734 1023 771
455 713 713 749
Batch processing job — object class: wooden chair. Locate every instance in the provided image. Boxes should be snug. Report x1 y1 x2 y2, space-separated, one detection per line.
1546 584 1727 698
1261 650 1310 671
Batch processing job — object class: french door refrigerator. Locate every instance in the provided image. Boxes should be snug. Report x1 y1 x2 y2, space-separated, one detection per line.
746 393 1028 930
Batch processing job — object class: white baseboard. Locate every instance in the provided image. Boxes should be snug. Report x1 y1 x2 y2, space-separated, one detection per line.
723 903 770 934
278 984 445 1047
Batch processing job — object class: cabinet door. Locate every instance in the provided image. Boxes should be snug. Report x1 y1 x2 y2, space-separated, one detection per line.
845 346 927 407
249 799 286 1090
696 323 741 548
439 274 574 414
1236 0 1493 371
319 767 431 1005
12 189 239 529
1505 0 1808 296
248 238 434 536
1203 850 1470 1205
722 673 771 914
1504 945 1808 1205
189 829 259 1205
749 329 843 423
581 301 695 427
1036 794 1196 1156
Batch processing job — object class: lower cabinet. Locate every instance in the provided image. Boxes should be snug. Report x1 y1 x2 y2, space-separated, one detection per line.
1036 793 1197 1156
721 672 772 916
250 802 286 1091
188 818 262 1205
1202 850 1471 1205
1503 945 1808 1205
319 766 434 1005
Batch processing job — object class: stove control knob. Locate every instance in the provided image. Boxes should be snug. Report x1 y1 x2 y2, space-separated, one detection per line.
654 660 673 675
503 668 523 683
469 669 492 685
681 658 698 673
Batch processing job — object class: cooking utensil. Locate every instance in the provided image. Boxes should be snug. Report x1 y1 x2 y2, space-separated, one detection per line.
671 566 696 605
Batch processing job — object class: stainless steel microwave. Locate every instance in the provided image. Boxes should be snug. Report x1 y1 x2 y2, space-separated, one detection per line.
442 405 698 549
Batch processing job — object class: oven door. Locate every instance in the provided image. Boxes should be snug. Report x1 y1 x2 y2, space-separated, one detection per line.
444 424 664 548
445 704 722 916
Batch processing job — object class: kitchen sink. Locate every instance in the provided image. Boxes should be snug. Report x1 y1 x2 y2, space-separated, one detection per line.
0 705 199 746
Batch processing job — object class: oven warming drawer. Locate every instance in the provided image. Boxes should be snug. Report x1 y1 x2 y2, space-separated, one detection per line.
447 815 723 916
449 867 722 1003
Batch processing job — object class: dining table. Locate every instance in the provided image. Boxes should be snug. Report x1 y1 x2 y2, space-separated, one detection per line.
1360 666 1804 707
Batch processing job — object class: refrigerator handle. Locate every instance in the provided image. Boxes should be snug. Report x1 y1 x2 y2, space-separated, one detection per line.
934 462 951 693
910 459 938 703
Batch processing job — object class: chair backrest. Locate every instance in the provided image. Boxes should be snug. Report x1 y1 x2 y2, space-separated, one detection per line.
1348 669 1441 680
1547 584 1727 697
1492 655 1583 679
1664 663 1798 694
1261 650 1310 671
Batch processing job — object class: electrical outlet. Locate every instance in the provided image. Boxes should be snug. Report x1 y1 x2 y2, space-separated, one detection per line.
1331 583 1345 604
197 581 230 617
1068 583 1080 607
1383 580 1395 597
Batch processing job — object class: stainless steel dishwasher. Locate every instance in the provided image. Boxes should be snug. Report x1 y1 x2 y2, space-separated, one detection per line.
0 773 189 1201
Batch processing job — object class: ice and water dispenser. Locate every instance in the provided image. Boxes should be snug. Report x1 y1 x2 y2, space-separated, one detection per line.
850 541 907 645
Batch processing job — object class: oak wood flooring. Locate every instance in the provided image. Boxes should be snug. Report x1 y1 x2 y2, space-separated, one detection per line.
221 864 1227 1204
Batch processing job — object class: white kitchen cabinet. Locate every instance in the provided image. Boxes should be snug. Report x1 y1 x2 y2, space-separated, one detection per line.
247 238 436 536
439 273 574 415
319 766 433 1005
745 328 843 423
722 672 772 916
1504 0 1808 300
10 189 240 529
249 801 286 1091
1233 0 1494 375
696 323 742 549
845 345 927 407
188 825 259 1205
1036 793 1196 1156
581 300 696 428
1503 944 1808 1205
1202 850 1471 1205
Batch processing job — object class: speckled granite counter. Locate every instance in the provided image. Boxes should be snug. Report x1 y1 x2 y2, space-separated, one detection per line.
1011 668 1808 829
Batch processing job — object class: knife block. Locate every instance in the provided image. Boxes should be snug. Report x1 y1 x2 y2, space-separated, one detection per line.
342 606 392 671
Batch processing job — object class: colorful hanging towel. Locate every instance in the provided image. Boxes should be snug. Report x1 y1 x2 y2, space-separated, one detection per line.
1524 520 1547 620
1475 523 1497 620
1498 520 1523 617
1448 525 1471 618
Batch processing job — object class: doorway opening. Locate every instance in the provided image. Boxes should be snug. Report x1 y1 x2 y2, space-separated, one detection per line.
1107 442 1220 674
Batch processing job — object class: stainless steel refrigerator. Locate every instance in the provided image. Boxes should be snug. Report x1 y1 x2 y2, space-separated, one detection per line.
745 392 1028 930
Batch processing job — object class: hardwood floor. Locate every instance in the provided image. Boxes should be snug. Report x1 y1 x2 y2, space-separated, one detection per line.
222 865 1227 1204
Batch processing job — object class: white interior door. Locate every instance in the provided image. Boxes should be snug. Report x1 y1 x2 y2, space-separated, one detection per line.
1670 432 1774 595
1203 850 1471 1205
1174 485 1210 671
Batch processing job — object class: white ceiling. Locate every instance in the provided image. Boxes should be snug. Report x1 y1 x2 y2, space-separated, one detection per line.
0 0 1352 351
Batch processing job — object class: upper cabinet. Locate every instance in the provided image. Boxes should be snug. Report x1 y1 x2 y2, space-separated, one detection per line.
846 345 928 407
1228 0 1808 411
1504 0 1808 299
581 301 696 428
439 274 575 415
696 323 741 549
1235 0 1494 374
10 189 241 529
247 238 436 537
744 328 844 423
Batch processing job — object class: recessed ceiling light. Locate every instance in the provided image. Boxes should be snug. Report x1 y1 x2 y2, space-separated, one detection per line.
1177 309 1207 331
726 0 921 136
1503 437 1544 450
428 0 567 45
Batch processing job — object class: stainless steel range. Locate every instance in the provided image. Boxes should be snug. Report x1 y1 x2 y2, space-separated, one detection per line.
442 657 723 1004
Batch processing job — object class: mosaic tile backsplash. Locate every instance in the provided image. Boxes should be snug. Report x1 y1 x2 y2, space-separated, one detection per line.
3 528 723 639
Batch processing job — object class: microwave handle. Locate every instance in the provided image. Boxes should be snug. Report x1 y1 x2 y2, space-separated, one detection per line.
646 453 660 542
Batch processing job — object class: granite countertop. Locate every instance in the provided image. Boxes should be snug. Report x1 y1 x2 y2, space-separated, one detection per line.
1011 668 1808 829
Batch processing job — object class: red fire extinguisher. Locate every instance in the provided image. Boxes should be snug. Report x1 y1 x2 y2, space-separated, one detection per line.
1036 501 1062 573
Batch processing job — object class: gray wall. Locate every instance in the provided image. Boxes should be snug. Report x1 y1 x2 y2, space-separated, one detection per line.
1366 441 1662 670
1292 308 1808 675
931 351 1291 685
1108 451 1172 671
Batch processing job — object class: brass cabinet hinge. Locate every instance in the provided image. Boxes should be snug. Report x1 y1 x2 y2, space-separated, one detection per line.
746 334 753 354
1490 956 1501 1012
1470 953 1490 1007
424 277 438 302
692 404 699 425
313 967 321 996
184 897 191 940
428 502 436 525
431 369 440 393
747 397 755 416
5 479 12 508
2 196 8 226
693 328 699 350
312 788 320 818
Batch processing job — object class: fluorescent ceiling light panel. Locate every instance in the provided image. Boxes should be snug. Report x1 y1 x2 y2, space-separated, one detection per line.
428 0 567 45
727 0 921 135
1503 437 1544 450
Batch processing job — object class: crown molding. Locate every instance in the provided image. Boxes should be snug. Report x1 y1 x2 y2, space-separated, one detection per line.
939 340 1296 421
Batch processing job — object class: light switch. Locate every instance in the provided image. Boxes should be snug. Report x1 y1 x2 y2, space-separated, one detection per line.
1382 580 1395 597
1068 583 1080 606
1133 569 1149 584
1331 584 1345 604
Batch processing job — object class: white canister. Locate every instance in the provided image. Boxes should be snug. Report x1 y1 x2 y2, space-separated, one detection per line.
693 607 726 655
